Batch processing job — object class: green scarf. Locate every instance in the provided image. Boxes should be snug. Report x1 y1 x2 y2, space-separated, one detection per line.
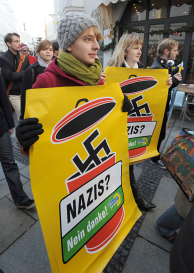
57 51 102 86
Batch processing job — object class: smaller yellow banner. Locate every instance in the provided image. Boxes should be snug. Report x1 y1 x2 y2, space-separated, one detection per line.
104 66 169 164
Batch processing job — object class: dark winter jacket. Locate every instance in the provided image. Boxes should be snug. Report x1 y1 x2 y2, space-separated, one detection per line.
32 58 104 89
150 56 180 91
0 49 30 95
0 73 15 136
21 61 45 119
170 203 194 273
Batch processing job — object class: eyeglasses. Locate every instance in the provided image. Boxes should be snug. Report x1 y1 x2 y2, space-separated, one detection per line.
12 40 20 43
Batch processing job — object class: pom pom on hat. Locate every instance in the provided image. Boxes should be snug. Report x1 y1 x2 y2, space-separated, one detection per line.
57 12 98 52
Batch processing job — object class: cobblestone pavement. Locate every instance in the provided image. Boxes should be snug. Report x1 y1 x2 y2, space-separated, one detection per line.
6 109 192 273
103 159 170 273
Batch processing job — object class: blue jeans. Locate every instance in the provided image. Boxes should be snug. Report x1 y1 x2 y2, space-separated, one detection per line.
156 204 184 237
0 131 29 205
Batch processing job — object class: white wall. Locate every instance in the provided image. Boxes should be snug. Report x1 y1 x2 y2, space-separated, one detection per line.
20 31 35 51
46 19 56 42
0 0 20 51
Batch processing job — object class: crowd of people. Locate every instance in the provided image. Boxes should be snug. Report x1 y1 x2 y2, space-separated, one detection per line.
0 11 193 273
0 34 61 214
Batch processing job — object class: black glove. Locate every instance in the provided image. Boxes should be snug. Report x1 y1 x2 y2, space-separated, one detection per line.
122 95 133 114
16 118 44 150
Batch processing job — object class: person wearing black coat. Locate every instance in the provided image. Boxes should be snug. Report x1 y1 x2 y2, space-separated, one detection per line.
20 40 53 120
150 38 182 169
170 203 194 273
0 73 35 209
20 61 44 120
0 33 30 121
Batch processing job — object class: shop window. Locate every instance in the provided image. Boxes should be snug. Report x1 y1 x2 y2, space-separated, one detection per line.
170 0 192 17
149 0 168 19
131 26 145 40
131 0 147 22
147 24 164 67
169 22 187 67
186 33 194 84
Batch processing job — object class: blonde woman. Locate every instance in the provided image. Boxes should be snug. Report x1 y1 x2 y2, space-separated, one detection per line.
107 33 144 68
107 34 156 211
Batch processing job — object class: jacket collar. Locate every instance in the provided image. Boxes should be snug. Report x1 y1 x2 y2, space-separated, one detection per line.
8 49 20 58
31 61 40 68
156 56 169 67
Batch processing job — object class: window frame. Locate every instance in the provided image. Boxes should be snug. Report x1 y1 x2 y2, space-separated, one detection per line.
119 0 194 82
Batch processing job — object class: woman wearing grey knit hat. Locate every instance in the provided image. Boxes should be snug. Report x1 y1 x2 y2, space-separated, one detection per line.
16 12 131 153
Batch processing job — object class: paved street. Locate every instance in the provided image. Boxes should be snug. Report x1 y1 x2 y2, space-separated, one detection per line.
0 108 193 273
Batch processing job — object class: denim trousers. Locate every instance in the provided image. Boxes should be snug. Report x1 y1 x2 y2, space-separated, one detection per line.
156 204 184 236
0 131 29 205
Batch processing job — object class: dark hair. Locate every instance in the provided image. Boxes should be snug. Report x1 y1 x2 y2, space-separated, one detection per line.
4 33 20 45
36 40 53 54
52 41 59 52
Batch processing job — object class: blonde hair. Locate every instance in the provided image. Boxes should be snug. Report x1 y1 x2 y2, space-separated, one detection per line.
157 39 179 56
107 34 143 67
89 26 105 41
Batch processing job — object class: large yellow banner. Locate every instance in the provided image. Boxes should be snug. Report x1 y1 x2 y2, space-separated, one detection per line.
104 67 169 164
25 83 141 273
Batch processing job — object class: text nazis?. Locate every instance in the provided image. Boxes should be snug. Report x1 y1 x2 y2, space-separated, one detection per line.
67 175 110 224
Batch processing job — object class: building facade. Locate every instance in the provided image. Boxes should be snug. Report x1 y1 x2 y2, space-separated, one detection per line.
20 30 35 52
52 0 194 83
0 0 20 52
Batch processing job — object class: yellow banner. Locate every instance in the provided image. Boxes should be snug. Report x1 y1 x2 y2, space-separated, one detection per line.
25 83 141 273
104 67 169 164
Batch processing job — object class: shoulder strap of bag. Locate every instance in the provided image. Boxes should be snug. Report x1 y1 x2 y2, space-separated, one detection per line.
7 54 25 95
31 67 35 85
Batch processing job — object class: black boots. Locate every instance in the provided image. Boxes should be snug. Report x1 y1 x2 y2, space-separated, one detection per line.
129 165 156 211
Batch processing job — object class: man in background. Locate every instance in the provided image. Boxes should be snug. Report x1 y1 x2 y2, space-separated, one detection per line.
20 43 37 64
0 33 30 121
150 38 182 169
52 41 61 58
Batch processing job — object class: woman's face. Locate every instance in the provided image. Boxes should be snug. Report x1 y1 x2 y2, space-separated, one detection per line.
38 45 53 63
67 27 100 66
125 43 142 64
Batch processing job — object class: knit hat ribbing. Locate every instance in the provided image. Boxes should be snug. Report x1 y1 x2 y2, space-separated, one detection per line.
20 43 28 50
57 12 98 52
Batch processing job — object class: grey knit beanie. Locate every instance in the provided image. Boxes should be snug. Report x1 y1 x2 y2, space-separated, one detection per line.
57 12 98 52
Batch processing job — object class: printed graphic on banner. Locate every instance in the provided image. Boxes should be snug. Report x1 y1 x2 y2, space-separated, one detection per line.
122 85 157 159
51 97 116 143
60 161 123 262
104 67 168 164
25 83 141 273
127 120 157 151
120 76 157 95
51 98 125 263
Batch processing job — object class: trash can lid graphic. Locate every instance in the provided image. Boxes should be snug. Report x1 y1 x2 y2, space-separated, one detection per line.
119 76 157 95
51 97 116 143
